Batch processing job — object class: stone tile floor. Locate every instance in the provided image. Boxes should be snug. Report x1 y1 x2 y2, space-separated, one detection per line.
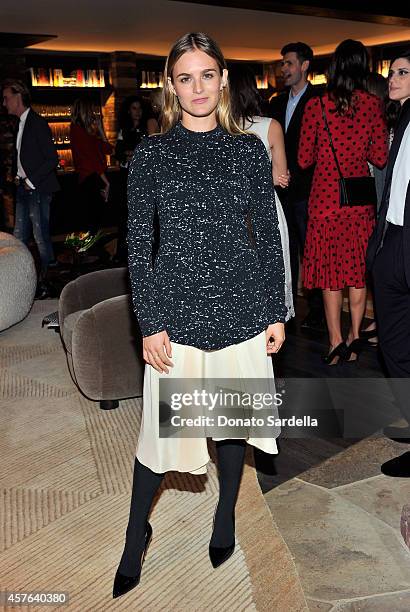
265 435 410 611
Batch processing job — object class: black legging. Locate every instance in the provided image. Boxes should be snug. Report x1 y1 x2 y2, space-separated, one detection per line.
118 440 246 576
210 440 246 547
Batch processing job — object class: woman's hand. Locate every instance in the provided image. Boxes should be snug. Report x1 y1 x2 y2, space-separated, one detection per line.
266 323 285 355
274 170 290 189
143 330 174 374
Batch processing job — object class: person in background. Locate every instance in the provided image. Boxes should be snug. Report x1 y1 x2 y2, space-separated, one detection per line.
70 98 112 234
298 39 388 365
270 41 324 329
366 49 410 476
114 96 159 263
115 96 159 167
2 79 59 295
229 64 293 322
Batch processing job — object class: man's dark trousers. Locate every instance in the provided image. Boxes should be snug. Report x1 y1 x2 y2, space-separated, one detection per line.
373 223 410 425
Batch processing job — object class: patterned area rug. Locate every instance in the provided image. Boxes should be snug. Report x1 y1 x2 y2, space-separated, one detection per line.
0 300 307 611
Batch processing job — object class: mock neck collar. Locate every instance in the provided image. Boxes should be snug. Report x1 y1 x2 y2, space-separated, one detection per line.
175 121 223 138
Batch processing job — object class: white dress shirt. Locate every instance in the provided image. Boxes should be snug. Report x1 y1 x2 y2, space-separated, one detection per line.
386 122 410 226
16 107 35 190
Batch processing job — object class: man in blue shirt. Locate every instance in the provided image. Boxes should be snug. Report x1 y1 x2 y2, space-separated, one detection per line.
285 79 309 133
270 42 324 330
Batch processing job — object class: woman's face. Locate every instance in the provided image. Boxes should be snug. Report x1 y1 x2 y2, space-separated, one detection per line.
389 58 410 105
169 49 227 119
129 101 142 122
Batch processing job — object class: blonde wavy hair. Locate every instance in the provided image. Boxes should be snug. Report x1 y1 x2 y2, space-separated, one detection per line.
161 32 245 136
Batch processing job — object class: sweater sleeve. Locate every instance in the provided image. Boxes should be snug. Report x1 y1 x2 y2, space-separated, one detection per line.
247 137 287 324
127 138 164 336
298 97 319 169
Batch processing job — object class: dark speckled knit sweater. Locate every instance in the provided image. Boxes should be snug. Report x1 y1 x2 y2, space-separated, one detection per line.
127 121 286 350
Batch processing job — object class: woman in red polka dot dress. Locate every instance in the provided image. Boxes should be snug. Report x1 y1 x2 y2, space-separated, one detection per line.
298 39 388 364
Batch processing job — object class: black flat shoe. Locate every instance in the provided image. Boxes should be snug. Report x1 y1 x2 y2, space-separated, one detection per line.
112 522 153 599
322 342 347 366
381 452 410 477
344 339 363 362
209 513 235 569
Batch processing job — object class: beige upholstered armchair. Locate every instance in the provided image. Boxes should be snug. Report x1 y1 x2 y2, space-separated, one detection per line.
0 231 36 331
58 267 144 409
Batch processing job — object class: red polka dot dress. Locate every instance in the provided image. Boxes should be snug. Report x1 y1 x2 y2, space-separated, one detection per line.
298 90 388 290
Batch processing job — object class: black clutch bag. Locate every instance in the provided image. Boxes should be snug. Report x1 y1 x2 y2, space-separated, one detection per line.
319 97 377 208
340 176 377 207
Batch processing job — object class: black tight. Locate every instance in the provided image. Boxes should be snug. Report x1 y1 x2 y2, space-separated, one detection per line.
210 440 247 547
117 440 246 575
118 458 164 576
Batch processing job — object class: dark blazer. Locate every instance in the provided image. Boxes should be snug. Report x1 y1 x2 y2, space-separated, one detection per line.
366 98 410 284
16 108 60 193
269 82 318 203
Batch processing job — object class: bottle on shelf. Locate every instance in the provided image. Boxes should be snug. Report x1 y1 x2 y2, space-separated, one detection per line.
57 127 63 145
36 67 53 87
75 69 84 87
30 68 37 87
53 69 64 87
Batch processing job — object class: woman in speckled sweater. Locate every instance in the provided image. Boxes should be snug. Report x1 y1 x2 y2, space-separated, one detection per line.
113 33 286 599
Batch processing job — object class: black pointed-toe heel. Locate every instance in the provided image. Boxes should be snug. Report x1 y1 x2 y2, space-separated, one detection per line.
209 513 235 569
344 339 363 363
209 540 235 568
322 342 347 366
112 522 153 599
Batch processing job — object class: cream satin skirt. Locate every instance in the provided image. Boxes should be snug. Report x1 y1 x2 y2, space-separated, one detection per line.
136 330 280 475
